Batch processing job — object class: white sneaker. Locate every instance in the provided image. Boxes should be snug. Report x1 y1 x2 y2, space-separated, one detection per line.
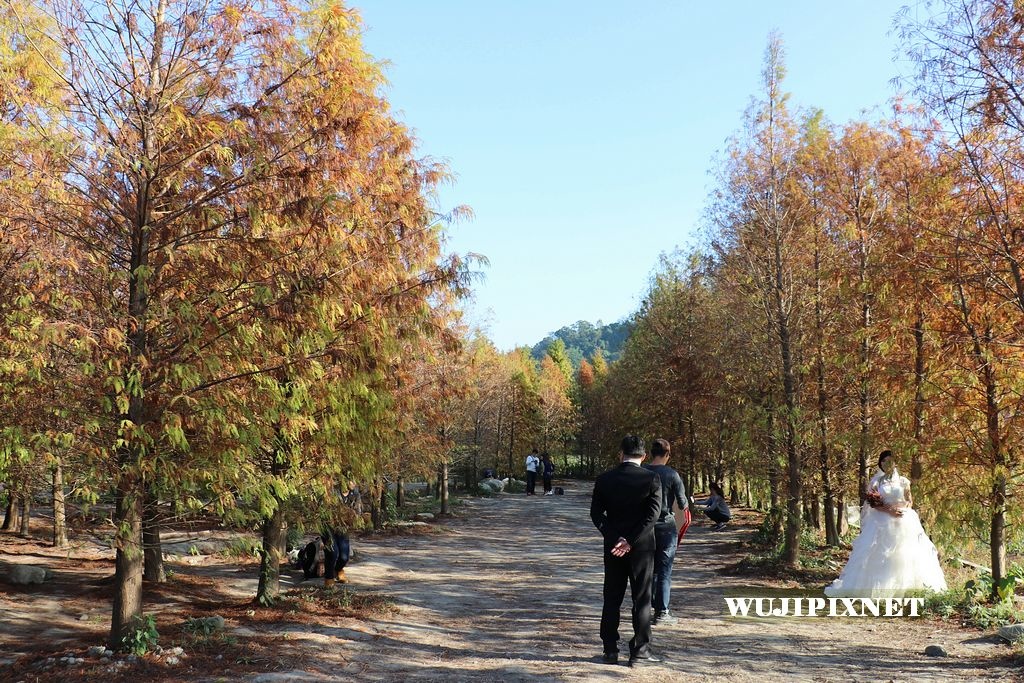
545 491 553 496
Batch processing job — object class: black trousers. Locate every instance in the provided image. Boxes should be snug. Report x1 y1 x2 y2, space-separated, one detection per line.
323 531 350 576
526 471 537 494
543 476 553 493
600 548 654 656
704 508 730 524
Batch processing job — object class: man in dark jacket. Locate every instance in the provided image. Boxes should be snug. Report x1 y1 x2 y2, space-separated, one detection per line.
590 435 663 666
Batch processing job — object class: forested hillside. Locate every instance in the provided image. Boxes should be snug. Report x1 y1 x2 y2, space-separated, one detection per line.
530 320 632 367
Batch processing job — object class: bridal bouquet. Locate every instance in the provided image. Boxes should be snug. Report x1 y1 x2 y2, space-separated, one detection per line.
865 491 883 508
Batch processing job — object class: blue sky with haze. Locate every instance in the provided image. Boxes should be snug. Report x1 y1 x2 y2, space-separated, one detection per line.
356 1 914 350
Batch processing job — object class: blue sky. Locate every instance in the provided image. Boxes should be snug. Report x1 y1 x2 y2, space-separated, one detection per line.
356 1 914 350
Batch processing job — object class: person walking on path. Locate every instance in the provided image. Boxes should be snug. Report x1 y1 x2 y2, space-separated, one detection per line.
541 452 555 495
590 435 663 667
698 482 731 530
643 438 688 626
525 448 540 495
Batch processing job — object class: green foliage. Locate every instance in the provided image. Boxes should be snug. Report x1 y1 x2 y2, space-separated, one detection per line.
183 616 219 637
286 525 303 550
223 537 262 559
531 320 632 368
923 565 1024 628
381 489 398 525
121 615 159 655
751 508 784 547
965 564 1024 603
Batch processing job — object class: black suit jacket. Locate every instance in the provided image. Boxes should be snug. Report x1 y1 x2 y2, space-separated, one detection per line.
590 461 662 552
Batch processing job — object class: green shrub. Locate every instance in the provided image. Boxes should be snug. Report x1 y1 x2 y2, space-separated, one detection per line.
922 568 1024 629
285 525 303 550
751 508 783 547
121 615 159 655
223 537 261 559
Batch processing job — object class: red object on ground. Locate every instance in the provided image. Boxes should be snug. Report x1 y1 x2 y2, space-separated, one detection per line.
677 506 692 543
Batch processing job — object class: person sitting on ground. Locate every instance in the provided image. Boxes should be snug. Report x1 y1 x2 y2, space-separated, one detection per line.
698 482 731 531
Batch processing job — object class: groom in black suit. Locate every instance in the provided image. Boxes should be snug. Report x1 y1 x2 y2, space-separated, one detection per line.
590 435 663 666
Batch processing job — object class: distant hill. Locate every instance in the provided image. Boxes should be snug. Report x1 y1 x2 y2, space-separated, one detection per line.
531 319 632 368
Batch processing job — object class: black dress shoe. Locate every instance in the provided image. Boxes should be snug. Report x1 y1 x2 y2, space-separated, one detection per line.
601 652 618 665
628 651 664 666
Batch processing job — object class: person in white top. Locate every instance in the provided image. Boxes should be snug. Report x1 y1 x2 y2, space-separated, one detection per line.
525 448 540 496
824 449 946 598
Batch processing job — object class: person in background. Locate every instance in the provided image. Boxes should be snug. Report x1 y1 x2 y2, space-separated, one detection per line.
541 452 556 495
698 482 731 530
643 439 687 626
525 448 540 495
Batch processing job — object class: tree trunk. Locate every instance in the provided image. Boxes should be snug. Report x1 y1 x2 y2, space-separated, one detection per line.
256 501 285 605
777 302 802 566
19 492 31 537
813 231 839 546
991 473 1007 602
109 474 144 649
2 492 14 531
857 238 871 502
396 476 405 508
142 491 165 583
836 494 846 536
110 0 165 646
507 386 516 483
53 461 68 548
911 312 926 480
371 479 384 531
440 460 450 515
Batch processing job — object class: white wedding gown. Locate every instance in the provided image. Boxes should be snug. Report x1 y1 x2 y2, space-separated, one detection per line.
824 471 946 598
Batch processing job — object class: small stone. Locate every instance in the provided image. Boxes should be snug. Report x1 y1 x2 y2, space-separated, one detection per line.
87 645 106 658
103 649 113 657
78 614 90 622
126 655 138 663
215 654 223 661
924 645 948 657
169 646 184 656
165 656 180 666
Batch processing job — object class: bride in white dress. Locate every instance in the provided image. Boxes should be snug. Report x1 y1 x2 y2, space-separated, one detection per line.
825 450 946 598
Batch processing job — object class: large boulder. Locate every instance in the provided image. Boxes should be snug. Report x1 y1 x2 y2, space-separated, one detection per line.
479 478 505 493
999 624 1024 642
6 564 51 585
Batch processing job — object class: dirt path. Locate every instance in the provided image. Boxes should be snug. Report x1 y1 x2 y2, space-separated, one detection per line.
1 486 1016 682
255 485 1016 682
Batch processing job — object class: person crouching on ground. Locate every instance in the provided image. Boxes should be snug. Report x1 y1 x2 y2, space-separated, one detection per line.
699 482 731 530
